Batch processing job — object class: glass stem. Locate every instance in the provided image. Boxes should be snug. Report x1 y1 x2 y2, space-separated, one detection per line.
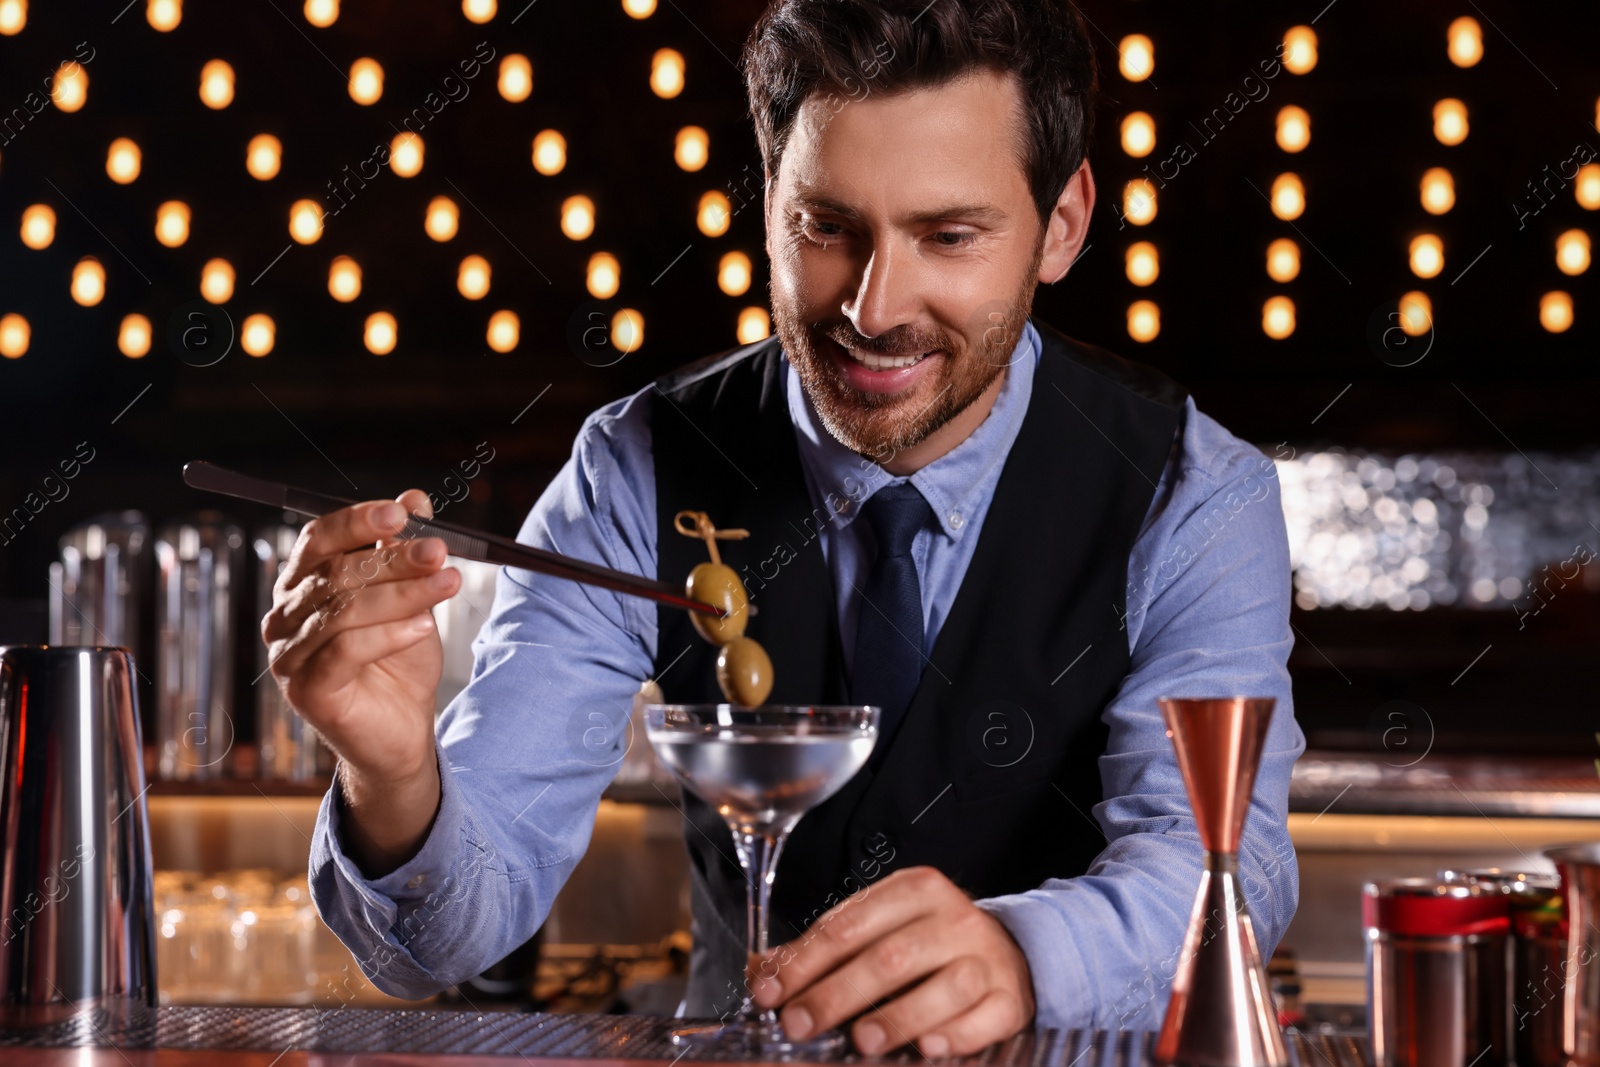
733 829 788 1026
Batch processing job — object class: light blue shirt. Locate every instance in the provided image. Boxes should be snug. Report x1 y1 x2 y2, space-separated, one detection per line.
308 319 1306 1032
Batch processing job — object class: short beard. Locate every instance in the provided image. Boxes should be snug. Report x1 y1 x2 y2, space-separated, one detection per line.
773 233 1044 460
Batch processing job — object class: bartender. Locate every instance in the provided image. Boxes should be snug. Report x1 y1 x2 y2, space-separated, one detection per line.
264 0 1304 1052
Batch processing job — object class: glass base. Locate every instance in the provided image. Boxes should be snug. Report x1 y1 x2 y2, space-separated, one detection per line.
669 1016 848 1056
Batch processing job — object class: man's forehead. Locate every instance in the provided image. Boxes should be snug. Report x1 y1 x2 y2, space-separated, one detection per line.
777 70 1028 214
790 67 1022 143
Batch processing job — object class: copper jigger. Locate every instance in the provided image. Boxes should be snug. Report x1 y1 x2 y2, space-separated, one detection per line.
1153 697 1287 1067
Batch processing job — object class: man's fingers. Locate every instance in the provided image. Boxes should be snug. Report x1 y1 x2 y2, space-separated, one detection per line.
780 916 948 1041
376 488 434 554
753 867 947 1008
848 954 991 1054
405 487 434 519
909 989 1024 1059
263 537 449 642
276 498 412 592
294 613 438 712
268 569 459 682
750 869 1034 1056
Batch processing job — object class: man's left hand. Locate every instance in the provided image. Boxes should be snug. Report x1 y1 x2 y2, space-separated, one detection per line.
747 866 1036 1057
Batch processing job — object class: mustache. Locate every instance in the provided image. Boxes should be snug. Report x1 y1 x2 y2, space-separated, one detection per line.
817 324 951 357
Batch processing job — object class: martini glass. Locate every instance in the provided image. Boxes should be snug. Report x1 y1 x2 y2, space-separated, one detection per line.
644 703 879 1054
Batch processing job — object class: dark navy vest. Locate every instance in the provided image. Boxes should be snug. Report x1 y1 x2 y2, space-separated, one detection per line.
649 317 1187 1016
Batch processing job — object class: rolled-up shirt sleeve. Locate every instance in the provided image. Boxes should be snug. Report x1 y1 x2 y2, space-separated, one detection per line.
975 400 1305 1032
306 391 660 1000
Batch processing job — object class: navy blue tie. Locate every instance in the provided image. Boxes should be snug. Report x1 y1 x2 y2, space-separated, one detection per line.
851 481 932 768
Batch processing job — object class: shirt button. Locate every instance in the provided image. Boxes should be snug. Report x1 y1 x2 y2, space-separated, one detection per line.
406 874 427 889
949 512 964 529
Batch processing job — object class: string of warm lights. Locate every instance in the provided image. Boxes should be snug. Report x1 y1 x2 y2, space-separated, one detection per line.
0 0 772 361
545 32 767 350
1540 94 1600 333
2 0 63 358
8 3 1582 365
1536 79 1594 333
1115 32 1159 343
1259 25 1315 341
1580 143 1600 213
1393 18 1475 340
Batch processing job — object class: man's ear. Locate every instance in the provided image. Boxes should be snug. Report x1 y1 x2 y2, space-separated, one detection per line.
1037 158 1096 285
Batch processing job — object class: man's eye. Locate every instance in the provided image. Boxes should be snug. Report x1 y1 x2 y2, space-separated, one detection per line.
932 231 976 248
801 218 845 240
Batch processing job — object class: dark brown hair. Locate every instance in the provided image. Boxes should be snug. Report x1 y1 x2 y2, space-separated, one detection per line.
741 0 1098 226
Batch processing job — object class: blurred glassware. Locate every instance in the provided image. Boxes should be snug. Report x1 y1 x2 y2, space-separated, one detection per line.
154 869 321 1005
50 510 151 668
277 875 321 1001
226 869 312 1003
155 513 245 779
1276 449 1600 611
254 518 333 780
190 876 240 1002
154 871 208 1004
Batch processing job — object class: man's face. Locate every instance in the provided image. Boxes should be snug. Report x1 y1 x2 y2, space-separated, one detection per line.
765 68 1047 460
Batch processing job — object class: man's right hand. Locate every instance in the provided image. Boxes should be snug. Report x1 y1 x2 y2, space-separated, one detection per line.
261 488 461 876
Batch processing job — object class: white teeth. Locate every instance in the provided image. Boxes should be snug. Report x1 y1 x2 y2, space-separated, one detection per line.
846 347 930 371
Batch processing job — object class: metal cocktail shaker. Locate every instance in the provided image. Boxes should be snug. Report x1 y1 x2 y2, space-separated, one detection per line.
1439 867 1564 1067
1546 843 1600 1064
154 513 245 780
1365 878 1510 1067
0 645 158 1027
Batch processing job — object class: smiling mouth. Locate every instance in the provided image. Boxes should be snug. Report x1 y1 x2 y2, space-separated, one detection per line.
839 346 937 371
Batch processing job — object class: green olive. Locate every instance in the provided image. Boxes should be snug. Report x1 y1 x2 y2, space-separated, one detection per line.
686 562 749 645
716 636 773 708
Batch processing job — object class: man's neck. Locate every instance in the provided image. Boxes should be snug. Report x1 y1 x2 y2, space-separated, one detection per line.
873 365 1009 477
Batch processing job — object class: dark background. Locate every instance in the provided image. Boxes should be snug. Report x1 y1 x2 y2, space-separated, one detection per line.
1 1 1597 752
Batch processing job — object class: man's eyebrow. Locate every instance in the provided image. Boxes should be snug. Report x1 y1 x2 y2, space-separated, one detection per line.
902 202 1008 225
791 188 1008 226
791 189 860 216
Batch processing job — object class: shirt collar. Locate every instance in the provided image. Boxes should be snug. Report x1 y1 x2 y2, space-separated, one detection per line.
783 318 1040 541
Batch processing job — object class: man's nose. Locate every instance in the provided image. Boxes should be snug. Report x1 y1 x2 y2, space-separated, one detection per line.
843 236 924 342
